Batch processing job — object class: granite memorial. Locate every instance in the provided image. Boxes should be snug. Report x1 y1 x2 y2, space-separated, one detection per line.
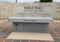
9 3 54 33
5 3 54 42
8 17 53 33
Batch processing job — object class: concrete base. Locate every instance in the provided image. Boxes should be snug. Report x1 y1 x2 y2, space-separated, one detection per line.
5 32 54 42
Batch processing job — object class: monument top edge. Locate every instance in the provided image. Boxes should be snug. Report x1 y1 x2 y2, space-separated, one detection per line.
8 17 54 23
9 17 53 19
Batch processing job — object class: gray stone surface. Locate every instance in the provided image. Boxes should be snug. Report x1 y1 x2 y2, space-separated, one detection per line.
21 40 29 42
8 17 53 23
13 40 20 42
13 22 49 33
8 17 53 33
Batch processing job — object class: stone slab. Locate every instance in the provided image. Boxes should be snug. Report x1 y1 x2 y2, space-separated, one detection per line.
8 17 53 23
7 32 54 41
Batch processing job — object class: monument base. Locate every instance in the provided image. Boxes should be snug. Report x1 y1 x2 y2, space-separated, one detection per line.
9 17 53 33
5 32 54 42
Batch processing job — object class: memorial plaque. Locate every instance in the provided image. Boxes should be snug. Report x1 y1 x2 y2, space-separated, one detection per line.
14 3 54 18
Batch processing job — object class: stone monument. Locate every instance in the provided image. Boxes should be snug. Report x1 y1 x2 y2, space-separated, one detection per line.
5 3 54 42
8 17 53 33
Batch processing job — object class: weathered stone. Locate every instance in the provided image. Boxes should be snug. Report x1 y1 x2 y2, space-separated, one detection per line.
0 3 54 18
8 17 53 33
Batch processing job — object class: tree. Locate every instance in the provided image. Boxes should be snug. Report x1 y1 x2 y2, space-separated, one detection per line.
40 0 53 2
